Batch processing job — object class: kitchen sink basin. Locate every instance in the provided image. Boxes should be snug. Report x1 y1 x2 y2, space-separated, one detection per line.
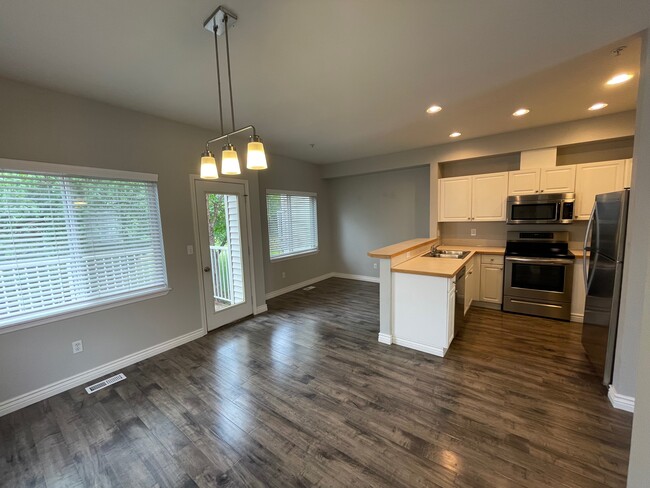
423 249 470 259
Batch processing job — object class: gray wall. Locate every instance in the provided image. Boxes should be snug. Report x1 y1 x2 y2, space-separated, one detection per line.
328 166 430 278
258 154 333 293
0 77 268 403
556 137 634 165
624 30 650 487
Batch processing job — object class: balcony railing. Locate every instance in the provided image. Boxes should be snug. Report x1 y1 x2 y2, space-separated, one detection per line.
210 245 233 304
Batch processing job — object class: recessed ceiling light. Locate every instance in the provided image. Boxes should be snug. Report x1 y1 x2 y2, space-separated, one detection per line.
606 73 633 85
449 132 462 138
426 105 442 114
512 108 530 117
588 102 608 111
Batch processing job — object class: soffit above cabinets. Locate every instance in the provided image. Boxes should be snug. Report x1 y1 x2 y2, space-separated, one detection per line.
520 148 558 169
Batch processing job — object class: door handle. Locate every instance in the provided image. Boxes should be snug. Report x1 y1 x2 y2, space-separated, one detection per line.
583 204 596 288
203 266 211 272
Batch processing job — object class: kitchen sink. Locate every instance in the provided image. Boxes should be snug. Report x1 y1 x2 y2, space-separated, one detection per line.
423 249 470 259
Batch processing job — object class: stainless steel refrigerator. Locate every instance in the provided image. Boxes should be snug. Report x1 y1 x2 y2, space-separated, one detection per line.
581 189 629 386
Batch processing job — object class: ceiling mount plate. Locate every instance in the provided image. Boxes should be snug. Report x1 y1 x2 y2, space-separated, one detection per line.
203 6 237 36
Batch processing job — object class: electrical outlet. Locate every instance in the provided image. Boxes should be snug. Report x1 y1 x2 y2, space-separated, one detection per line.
282 272 286 279
373 263 378 269
72 340 83 354
186 245 194 255
470 228 477 237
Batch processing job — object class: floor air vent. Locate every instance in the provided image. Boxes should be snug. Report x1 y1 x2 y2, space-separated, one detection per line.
85 373 126 394
303 286 316 291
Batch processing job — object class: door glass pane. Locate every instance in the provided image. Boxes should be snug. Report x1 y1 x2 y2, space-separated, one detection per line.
205 193 245 311
511 263 565 293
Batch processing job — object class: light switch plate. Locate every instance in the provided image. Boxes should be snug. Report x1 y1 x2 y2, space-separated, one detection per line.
186 245 194 255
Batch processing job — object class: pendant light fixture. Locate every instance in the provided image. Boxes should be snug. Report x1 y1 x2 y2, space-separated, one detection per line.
200 5 268 179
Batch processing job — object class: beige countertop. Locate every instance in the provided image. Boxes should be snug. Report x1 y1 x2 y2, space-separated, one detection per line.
392 245 505 278
368 238 437 259
392 251 476 278
387 240 583 278
570 249 585 258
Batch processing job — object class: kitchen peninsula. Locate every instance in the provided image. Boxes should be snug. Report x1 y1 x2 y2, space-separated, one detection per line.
368 239 505 356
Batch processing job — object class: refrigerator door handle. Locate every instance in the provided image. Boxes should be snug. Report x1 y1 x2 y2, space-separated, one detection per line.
583 204 596 288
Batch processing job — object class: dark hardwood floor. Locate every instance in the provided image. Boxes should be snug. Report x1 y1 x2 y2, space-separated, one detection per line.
0 278 633 487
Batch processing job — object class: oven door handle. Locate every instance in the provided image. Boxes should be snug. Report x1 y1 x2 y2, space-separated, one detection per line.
506 256 574 265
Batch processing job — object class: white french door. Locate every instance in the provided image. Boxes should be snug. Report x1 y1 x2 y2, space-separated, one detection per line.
194 180 253 331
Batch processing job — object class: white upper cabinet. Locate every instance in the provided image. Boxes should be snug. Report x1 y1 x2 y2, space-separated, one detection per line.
540 165 576 193
508 169 540 195
508 166 575 195
472 172 509 221
575 160 626 219
439 173 508 222
438 176 472 222
624 158 633 188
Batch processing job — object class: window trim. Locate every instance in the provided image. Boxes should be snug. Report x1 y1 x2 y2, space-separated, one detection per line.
265 189 319 262
0 158 158 182
0 158 168 335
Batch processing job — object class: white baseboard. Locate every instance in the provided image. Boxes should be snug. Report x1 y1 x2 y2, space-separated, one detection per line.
254 304 268 315
332 272 380 283
378 333 392 345
394 337 445 357
608 385 635 412
0 328 204 418
264 273 335 300
264 272 379 301
570 313 584 323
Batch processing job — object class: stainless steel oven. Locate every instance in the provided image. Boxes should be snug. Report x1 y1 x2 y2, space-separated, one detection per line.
503 231 574 320
506 192 575 224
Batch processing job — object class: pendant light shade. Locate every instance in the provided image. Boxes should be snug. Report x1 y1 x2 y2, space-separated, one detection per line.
221 143 241 175
247 135 268 170
200 150 219 179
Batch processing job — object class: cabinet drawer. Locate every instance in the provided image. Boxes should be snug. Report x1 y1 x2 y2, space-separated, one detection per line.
481 254 504 265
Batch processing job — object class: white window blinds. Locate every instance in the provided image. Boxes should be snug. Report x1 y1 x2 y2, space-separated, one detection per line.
0 169 168 329
266 191 318 260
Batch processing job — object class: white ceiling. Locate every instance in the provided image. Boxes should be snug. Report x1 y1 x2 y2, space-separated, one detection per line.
0 1 647 163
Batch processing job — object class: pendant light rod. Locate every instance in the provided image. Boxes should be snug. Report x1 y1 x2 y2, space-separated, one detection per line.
205 124 257 146
224 15 236 131
213 25 224 136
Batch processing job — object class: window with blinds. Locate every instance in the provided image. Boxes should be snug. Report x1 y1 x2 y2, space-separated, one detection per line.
266 190 318 260
0 168 168 330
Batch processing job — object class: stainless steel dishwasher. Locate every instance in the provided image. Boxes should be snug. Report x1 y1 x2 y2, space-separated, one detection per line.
454 266 466 336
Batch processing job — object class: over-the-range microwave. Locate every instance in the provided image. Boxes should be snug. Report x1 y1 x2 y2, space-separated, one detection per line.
506 192 575 224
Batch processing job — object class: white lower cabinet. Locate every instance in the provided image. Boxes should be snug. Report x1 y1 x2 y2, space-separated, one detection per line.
393 272 456 357
447 282 456 346
464 255 479 313
479 255 504 304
